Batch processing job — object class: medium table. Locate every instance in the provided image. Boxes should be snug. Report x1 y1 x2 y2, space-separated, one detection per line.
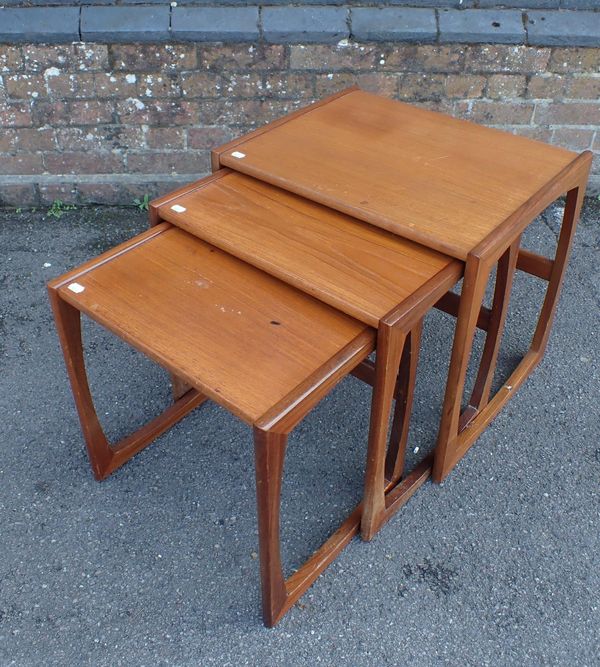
50 208 459 626
210 87 592 483
150 168 461 540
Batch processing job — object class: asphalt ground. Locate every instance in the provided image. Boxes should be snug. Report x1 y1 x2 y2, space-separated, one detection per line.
0 198 599 666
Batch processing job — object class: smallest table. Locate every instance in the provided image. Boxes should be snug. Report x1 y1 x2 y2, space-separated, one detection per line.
48 194 459 625
48 223 375 626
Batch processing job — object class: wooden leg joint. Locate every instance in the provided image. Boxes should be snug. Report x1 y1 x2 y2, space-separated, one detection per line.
48 290 207 481
516 248 553 281
434 180 589 484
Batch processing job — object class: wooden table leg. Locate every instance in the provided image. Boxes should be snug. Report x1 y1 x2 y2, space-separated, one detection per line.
170 374 192 401
432 254 491 483
252 425 364 627
361 324 406 540
530 185 585 356
433 179 588 483
48 289 207 480
361 321 433 542
385 322 422 486
459 238 521 430
253 428 288 627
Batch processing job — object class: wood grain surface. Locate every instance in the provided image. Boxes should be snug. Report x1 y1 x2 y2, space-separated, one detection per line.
55 224 372 424
158 170 455 327
218 89 578 260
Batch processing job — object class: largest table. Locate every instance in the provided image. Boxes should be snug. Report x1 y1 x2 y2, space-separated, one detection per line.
207 87 592 483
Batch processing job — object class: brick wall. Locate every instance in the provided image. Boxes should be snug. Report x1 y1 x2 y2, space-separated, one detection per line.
1 41 599 205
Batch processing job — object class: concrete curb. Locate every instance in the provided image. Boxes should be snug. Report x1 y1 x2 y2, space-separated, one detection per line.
0 6 599 47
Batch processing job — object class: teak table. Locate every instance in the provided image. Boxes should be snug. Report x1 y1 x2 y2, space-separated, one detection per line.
49 224 376 626
210 87 592 484
150 169 462 540
49 87 591 626
50 188 459 625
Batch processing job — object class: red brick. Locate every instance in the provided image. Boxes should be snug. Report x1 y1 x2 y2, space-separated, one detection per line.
138 73 181 99
264 73 314 98
385 45 465 74
304 45 466 75
21 45 74 73
116 98 198 126
398 73 445 101
20 44 108 75
402 74 485 103
69 100 115 125
145 127 186 150
101 73 143 98
111 44 197 72
187 126 232 150
0 101 32 127
0 129 16 152
199 97 308 128
455 101 535 124
71 73 112 99
54 126 145 152
47 72 138 99
445 74 486 99
31 100 70 126
5 74 48 100
464 46 550 74
0 153 44 175
548 48 600 74
0 128 54 152
91 73 139 99
72 43 109 71
552 128 595 151
222 72 265 97
199 98 251 127
44 151 126 175
315 72 397 97
100 125 147 151
19 127 55 151
527 75 568 100
127 151 208 174
44 72 78 98
290 44 379 71
486 74 526 100
199 44 286 72
534 102 600 125
0 46 23 73
565 76 600 100
2 40 598 209
0 184 38 207
34 99 114 126
180 72 227 98
54 127 93 151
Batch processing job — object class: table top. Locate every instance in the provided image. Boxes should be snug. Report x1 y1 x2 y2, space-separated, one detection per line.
218 89 578 261
157 170 459 328
57 225 373 425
